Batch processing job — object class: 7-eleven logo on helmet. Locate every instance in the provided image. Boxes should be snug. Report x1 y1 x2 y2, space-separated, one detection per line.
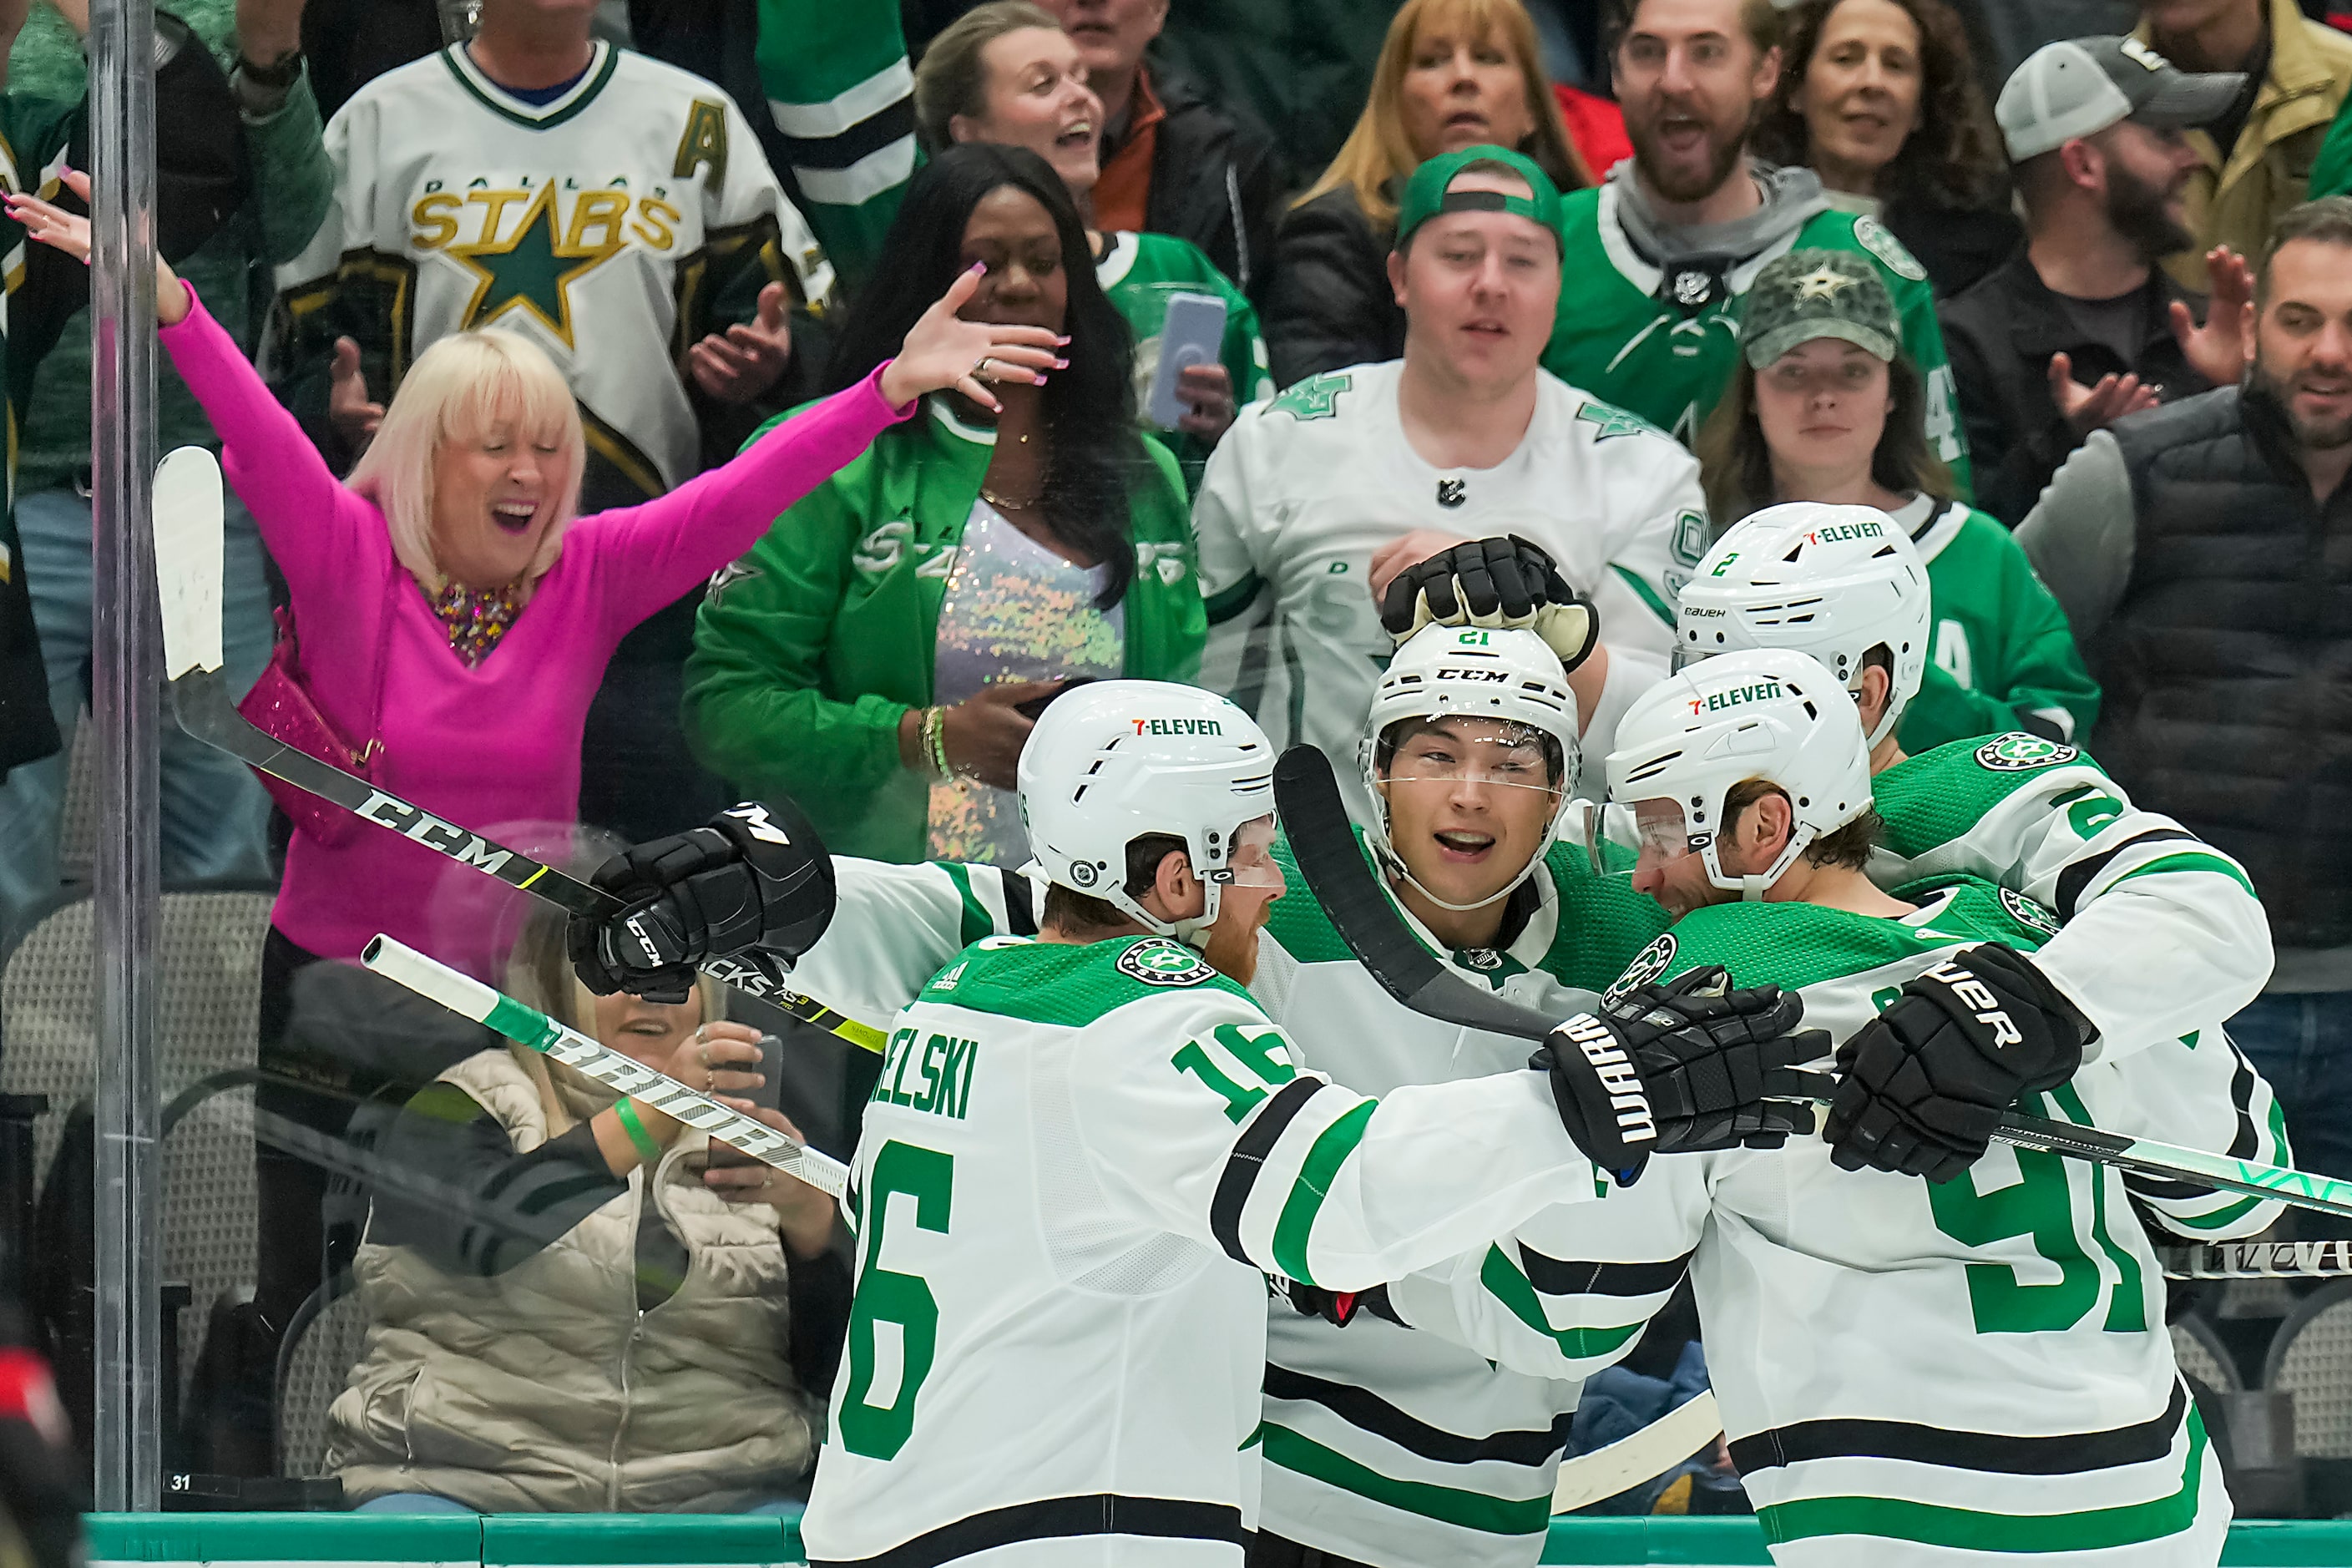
1687 679 1783 716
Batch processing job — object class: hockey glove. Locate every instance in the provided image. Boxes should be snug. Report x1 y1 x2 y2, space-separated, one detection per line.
569 798 836 1004
1823 944 2087 1185
1378 534 1601 673
1532 966 1831 1185
1281 1278 1399 1328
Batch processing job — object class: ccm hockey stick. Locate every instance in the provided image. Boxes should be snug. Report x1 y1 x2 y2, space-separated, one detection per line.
1270 745 2352 1224
149 448 886 1055
363 934 852 1196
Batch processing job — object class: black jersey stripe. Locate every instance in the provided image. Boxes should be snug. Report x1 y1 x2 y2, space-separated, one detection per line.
998 866 1038 937
779 97 917 172
2054 829 2196 920
1516 1245 1694 1298
1730 1381 2187 1478
1211 1079 1328 1265
1262 1364 1571 1469
2127 1039 2263 1204
809 1494 1245 1568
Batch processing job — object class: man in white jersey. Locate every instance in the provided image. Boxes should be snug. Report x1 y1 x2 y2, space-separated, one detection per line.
1192 144 1702 817
1388 650 2274 1565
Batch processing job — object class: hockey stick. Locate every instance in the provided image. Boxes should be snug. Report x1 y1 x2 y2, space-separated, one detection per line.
2157 1242 2352 1280
362 933 852 1197
1270 744 2352 1224
149 447 886 1055
1550 1389 1720 1513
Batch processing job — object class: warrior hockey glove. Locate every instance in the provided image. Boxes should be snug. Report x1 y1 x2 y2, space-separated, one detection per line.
570 798 836 1004
1379 534 1601 673
1531 966 1831 1186
1823 944 2087 1185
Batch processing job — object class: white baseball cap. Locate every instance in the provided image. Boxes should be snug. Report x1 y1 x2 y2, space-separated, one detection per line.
1996 36 2244 162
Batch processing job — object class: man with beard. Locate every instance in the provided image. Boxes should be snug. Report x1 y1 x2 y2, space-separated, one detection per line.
2021 195 2352 1180
1941 36 2254 526
1542 0 1969 483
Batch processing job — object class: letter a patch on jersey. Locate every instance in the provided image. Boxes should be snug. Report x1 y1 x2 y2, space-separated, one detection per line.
1119 938 1216 987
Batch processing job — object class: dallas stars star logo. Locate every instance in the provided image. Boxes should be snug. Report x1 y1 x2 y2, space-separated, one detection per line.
1793 265 1859 303
448 184 620 347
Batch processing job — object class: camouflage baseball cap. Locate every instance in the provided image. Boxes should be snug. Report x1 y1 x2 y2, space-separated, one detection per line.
1739 250 1899 368
1393 144 1565 251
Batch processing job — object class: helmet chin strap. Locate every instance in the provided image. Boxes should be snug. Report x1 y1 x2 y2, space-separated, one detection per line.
1703 830 1818 902
1383 844 1546 913
1848 675 1904 750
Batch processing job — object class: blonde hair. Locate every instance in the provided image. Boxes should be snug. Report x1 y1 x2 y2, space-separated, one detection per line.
1297 0 1591 230
913 1 1065 151
346 328 587 589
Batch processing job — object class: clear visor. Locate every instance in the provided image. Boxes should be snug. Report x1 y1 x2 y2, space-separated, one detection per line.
1670 641 1712 674
1378 726 1564 802
1581 798 1704 878
1216 814 1287 893
1576 798 1645 878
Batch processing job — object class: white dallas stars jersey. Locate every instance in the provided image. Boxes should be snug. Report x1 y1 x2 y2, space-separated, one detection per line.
1392 877 2284 1566
800 933 1598 1567
1192 359 1702 817
269 43 830 504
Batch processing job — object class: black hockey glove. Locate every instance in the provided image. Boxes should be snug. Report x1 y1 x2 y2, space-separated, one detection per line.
1823 944 2088 1185
1281 1278 1399 1328
569 799 836 1004
1531 966 1831 1186
1378 534 1601 673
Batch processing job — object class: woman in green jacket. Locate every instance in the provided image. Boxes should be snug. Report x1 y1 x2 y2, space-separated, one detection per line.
686 144 1206 865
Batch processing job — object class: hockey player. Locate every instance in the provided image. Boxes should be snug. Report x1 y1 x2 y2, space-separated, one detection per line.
781 680 1821 1565
1193 145 1705 820
1387 650 2273 1565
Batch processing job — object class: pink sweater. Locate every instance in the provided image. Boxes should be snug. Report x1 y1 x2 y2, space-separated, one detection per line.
160 290 912 972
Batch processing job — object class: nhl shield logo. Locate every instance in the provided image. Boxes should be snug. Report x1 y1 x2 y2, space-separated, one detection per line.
1460 948 1505 971
1602 934 1678 1007
1436 478 1467 508
1118 938 1216 988
1975 734 2079 771
2000 887 2063 938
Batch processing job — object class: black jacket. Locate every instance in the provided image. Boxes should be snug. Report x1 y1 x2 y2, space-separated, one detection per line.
1264 184 1403 389
1134 67 1285 306
1879 195 2022 301
1940 250 2211 528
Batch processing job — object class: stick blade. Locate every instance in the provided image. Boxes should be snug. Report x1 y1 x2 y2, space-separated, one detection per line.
1550 1390 1721 1513
153 445 225 680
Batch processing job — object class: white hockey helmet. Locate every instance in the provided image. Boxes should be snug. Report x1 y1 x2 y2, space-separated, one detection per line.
1019 680 1277 939
1360 625 1581 911
1676 501 1930 749
1604 648 1873 899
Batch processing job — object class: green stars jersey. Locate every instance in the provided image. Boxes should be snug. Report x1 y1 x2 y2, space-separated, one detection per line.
1391 876 2284 1565
1545 182 1970 496
1096 230 1274 493
1193 359 1706 819
266 43 832 509
799 932 1601 1567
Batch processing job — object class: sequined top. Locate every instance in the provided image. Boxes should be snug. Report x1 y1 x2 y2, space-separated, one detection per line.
927 501 1124 864
427 579 528 667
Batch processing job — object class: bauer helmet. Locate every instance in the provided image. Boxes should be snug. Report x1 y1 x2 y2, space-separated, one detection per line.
1019 680 1277 941
1360 624 1581 911
1676 501 1930 749
1604 648 1873 899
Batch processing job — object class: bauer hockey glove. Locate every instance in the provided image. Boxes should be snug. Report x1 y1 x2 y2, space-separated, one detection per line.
1823 943 2088 1185
570 798 837 1004
1378 534 1601 673
1531 966 1831 1186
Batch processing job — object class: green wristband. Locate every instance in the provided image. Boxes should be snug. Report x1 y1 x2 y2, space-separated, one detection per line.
614 1097 663 1165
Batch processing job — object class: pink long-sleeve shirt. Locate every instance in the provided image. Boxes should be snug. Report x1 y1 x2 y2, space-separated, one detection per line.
160 288 912 972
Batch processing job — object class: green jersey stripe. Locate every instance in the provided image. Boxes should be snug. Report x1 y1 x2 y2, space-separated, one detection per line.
1609 562 1674 625
939 862 991 948
1758 1411 2207 1553
1259 1424 1553 1537
1479 1244 1647 1360
2104 851 2259 901
1275 1100 1377 1283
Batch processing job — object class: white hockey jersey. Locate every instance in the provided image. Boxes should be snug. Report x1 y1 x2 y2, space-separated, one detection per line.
799 933 1601 1567
270 43 832 503
1391 877 2286 1567
1191 361 1701 817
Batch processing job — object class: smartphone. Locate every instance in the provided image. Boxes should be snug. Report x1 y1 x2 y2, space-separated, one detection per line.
1014 676 1095 721
706 1032 787 1170
1145 291 1228 432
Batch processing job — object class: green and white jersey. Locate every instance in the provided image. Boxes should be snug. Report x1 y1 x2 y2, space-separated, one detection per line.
267 43 832 507
1544 183 1970 496
1193 359 1705 818
801 933 1600 1567
1871 733 2273 1068
1393 878 2279 1565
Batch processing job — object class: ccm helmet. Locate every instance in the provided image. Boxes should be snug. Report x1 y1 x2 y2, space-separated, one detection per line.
1677 501 1930 748
1019 680 1275 940
1360 624 1581 911
1604 648 1873 899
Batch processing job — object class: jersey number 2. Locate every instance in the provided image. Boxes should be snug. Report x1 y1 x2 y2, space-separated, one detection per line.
839 1140 953 1459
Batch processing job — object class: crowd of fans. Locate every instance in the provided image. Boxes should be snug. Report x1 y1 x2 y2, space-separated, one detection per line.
4 0 2352 1533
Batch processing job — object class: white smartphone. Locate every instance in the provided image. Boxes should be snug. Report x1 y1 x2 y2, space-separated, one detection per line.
1145 291 1229 431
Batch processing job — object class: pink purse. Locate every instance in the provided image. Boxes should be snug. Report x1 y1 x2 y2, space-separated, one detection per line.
236 593 392 847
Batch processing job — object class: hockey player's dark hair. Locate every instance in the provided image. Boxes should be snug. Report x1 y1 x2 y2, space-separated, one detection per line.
1722 777 1882 872
821 143 1141 607
1692 349 1954 524
1042 832 1189 933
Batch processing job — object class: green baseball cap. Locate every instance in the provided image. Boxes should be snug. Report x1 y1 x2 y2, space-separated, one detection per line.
1393 144 1564 251
1740 250 1899 368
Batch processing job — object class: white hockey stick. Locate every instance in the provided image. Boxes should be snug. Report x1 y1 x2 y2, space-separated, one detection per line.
1550 1390 1722 1513
362 933 852 1198
2158 1241 2352 1280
